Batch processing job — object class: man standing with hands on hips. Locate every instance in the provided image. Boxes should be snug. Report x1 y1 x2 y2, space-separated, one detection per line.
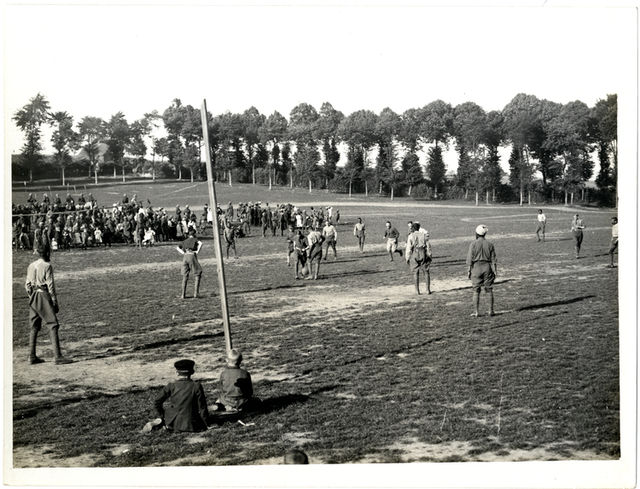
466 225 497 318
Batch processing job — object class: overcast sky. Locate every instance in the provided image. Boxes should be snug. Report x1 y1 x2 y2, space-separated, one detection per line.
3 2 636 174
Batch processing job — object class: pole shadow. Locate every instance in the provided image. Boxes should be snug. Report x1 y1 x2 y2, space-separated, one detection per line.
517 294 596 312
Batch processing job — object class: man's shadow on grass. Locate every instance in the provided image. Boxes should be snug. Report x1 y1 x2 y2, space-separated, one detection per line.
516 294 596 312
321 269 389 279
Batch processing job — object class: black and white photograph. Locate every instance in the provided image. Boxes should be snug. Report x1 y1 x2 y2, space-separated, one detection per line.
2 1 637 488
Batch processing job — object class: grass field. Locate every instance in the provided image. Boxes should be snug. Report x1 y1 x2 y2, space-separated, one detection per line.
10 182 619 467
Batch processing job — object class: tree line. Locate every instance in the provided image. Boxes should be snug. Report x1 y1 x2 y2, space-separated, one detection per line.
12 93 617 206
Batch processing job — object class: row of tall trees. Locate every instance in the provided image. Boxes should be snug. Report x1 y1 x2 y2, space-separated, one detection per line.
13 93 617 205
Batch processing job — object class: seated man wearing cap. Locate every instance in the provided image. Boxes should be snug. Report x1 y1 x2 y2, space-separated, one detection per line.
153 359 209 432
212 349 255 413
466 225 497 317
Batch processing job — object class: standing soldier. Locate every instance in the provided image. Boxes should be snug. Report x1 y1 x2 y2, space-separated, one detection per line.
466 225 497 318
536 209 546 242
25 243 72 364
223 220 238 259
383 221 402 262
293 229 309 279
322 220 338 261
571 214 586 259
226 201 234 222
306 226 324 280
286 225 296 267
608 217 618 268
353 217 366 253
177 228 203 299
406 223 432 295
260 207 269 238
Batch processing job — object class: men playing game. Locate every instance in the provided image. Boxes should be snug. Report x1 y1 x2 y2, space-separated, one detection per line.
25 243 73 365
176 228 203 299
536 209 546 242
466 225 497 318
406 222 432 295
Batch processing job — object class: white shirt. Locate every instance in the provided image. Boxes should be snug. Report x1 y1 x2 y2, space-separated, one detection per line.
538 213 546 223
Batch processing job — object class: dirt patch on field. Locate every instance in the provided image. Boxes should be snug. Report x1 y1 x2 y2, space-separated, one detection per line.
13 445 97 468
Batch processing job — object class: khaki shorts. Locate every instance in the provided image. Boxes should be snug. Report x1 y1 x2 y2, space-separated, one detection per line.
386 239 397 252
471 261 495 291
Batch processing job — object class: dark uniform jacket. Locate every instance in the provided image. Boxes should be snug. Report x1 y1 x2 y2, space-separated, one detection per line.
154 378 209 432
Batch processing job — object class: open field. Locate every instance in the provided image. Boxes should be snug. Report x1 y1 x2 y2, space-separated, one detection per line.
10 183 619 467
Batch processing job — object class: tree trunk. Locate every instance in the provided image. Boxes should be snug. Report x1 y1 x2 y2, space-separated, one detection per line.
390 186 394 201
486 190 490 205
152 154 156 181
379 182 382 194
564 189 568 205
268 170 272 191
290 171 293 189
113 166 117 178
581 188 584 201
122 164 125 183
465 188 469 200
434 186 438 199
252 163 255 185
528 191 531 206
349 181 352 198
190 167 194 183
571 192 574 205
94 166 98 185
61 167 65 186
492 188 496 202
228 170 232 187
408 184 412 196
365 180 368 197
475 191 479 206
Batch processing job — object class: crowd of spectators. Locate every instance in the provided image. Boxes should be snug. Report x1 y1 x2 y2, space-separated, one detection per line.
12 192 341 252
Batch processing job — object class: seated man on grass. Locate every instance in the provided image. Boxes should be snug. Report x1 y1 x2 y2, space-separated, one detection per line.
148 359 209 432
212 349 257 413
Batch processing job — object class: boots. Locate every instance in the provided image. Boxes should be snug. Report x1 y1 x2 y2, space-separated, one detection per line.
49 327 72 364
194 276 201 298
28 329 44 364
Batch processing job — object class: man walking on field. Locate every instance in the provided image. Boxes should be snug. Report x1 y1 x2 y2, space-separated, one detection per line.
466 225 497 318
383 221 402 262
571 214 586 259
353 217 366 252
536 209 546 242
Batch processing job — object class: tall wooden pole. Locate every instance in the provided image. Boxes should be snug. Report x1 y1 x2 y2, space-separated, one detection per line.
201 99 232 353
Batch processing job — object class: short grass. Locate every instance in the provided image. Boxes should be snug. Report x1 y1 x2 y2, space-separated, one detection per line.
11 182 619 466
